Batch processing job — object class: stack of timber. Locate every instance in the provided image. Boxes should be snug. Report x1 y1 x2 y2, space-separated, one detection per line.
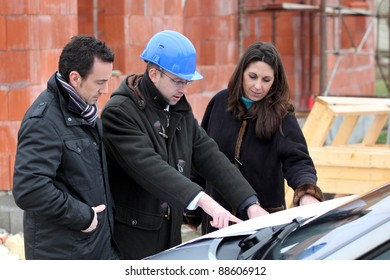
286 96 390 206
303 96 390 195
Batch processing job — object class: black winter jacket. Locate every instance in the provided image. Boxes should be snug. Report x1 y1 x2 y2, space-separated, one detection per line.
13 73 118 260
101 74 257 259
200 89 318 214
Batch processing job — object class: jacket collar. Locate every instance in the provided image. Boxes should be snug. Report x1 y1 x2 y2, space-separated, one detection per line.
47 73 89 127
113 73 192 113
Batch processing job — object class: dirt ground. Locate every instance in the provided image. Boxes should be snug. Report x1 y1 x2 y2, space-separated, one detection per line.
0 225 200 260
0 230 24 260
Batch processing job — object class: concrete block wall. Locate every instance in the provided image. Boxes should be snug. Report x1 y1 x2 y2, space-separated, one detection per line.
0 0 376 193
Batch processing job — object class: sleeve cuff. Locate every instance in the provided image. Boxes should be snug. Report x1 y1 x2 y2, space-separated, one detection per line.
186 191 205 210
293 184 324 206
238 195 259 215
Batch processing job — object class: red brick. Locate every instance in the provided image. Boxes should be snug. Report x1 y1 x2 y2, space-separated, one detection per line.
185 83 200 97
0 0 39 15
77 0 95 24
9 155 15 190
124 45 147 74
188 0 233 17
198 17 223 40
38 0 77 15
281 56 296 77
36 50 61 85
36 15 55 49
0 121 20 155
184 18 202 45
216 40 239 65
129 16 153 45
0 16 6 50
0 89 8 120
243 0 264 9
104 0 125 15
183 0 201 17
38 15 78 49
78 5 94 35
126 0 145 15
151 15 183 33
198 66 218 92
145 0 164 16
199 41 216 66
105 15 126 45
213 0 239 16
8 87 40 121
0 155 11 191
97 74 125 111
348 1 370 10
164 0 182 15
109 46 126 74
186 92 214 121
215 64 235 88
0 51 30 83
6 16 30 50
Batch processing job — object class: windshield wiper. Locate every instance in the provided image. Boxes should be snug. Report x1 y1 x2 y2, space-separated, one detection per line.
237 217 308 260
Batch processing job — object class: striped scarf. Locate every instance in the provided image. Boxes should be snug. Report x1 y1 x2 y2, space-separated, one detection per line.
56 72 98 126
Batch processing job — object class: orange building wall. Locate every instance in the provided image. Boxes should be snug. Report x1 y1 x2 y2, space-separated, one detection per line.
0 0 375 191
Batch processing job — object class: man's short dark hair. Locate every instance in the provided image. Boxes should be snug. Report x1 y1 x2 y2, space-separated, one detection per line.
58 35 115 83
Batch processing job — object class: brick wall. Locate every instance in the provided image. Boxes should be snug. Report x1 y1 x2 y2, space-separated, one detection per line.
0 0 375 191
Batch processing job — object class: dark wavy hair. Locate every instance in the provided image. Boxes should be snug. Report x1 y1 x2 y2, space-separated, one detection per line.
58 35 115 83
227 42 294 141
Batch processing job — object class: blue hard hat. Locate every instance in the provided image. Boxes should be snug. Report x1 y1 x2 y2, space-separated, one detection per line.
140 30 203 81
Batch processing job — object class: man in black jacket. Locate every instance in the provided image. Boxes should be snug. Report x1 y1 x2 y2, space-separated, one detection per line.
101 30 268 260
13 35 119 260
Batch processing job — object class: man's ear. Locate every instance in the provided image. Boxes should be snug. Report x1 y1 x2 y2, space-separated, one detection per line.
149 68 159 84
69 71 81 88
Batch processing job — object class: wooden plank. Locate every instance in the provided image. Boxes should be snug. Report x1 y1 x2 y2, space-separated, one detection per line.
315 166 390 181
284 182 294 208
309 146 390 168
302 101 335 147
299 96 390 198
362 114 389 145
332 115 359 145
316 178 384 195
328 104 390 115
316 96 390 106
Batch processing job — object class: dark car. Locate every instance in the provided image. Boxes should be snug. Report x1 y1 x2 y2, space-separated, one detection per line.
145 183 390 260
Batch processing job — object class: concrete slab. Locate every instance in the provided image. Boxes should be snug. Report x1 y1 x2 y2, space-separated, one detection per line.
0 191 23 234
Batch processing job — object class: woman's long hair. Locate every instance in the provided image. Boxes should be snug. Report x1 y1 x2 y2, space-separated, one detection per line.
227 42 294 141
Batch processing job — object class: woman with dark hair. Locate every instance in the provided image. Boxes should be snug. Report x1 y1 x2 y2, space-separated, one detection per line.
197 42 324 234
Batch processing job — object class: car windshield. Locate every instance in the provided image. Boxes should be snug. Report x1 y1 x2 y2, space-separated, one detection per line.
274 184 390 260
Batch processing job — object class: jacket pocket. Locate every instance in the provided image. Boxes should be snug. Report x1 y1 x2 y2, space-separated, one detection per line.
115 204 164 231
63 138 101 191
65 138 93 155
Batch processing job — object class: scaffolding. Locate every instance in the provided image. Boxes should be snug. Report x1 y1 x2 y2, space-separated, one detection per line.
239 0 390 109
376 0 390 92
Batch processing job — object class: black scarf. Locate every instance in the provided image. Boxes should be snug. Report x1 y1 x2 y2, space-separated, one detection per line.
56 72 98 126
139 72 169 110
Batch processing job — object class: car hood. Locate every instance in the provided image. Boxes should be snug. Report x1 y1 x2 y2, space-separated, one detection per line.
181 195 357 249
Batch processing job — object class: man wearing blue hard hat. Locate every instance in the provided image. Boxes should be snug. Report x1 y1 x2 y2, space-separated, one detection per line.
101 30 268 259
